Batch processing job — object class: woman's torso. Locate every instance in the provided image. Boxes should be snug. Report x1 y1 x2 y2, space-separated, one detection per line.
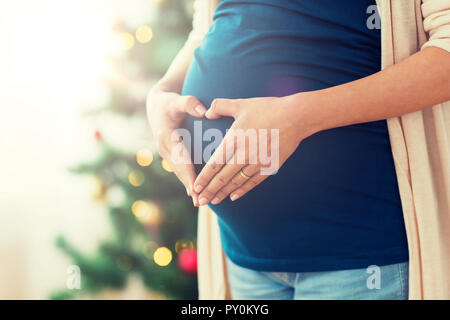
182 0 408 272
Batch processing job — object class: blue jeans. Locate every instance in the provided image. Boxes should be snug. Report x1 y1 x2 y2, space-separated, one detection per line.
226 258 409 300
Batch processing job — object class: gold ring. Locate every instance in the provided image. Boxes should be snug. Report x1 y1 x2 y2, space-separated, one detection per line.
239 168 251 179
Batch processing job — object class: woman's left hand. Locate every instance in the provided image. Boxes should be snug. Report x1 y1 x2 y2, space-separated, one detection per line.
193 95 312 206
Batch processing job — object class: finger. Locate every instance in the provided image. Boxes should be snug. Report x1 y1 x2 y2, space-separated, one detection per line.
197 134 255 205
171 160 201 206
205 98 240 119
177 95 207 117
193 130 236 194
210 165 260 204
197 160 246 206
229 173 268 201
174 161 197 195
159 133 199 205
169 157 195 193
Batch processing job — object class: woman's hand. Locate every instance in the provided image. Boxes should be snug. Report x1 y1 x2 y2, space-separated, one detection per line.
193 95 311 206
146 86 207 204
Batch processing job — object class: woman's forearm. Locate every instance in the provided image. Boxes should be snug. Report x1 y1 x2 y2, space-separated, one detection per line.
287 46 450 139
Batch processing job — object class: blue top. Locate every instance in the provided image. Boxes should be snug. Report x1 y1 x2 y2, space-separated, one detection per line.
182 0 409 272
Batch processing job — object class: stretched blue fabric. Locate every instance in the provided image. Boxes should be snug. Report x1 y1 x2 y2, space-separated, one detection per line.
182 0 408 272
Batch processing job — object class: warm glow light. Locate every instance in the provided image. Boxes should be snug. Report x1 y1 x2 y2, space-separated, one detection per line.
154 0 166 6
87 176 105 200
136 148 153 166
175 239 194 253
10 2 118 106
120 32 135 49
153 247 172 266
135 25 153 43
161 159 173 172
128 170 145 187
131 200 161 225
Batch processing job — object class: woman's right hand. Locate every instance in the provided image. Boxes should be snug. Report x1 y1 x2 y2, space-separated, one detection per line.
146 86 207 205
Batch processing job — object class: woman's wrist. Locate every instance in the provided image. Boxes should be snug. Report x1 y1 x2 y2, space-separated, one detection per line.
147 83 180 113
149 81 175 97
281 90 325 142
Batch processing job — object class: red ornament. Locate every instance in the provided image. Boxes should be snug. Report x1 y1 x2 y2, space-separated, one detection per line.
178 248 197 274
94 129 102 140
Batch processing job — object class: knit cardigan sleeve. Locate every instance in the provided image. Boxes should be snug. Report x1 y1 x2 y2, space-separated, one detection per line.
421 0 450 52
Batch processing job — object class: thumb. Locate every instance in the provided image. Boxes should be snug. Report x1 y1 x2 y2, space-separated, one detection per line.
179 95 207 118
205 98 240 119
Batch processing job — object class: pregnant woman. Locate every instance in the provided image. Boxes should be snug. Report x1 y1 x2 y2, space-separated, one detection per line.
147 0 450 299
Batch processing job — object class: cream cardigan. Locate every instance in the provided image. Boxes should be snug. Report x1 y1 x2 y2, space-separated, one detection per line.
186 0 450 300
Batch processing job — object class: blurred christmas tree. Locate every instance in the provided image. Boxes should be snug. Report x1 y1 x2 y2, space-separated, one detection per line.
51 0 199 300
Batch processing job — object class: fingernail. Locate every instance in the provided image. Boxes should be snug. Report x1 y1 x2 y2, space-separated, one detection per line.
211 197 220 205
192 197 197 206
195 105 205 116
194 184 203 193
230 193 240 201
186 187 190 196
198 197 208 206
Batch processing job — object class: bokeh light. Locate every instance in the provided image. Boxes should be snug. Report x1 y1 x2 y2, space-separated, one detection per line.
131 200 161 225
135 25 153 43
120 32 135 49
153 247 172 266
128 170 145 186
175 239 194 253
88 176 105 200
136 148 153 166
154 0 167 7
161 159 173 172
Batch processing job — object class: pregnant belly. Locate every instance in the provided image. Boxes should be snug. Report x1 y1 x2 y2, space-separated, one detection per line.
177 2 406 263
181 43 397 232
